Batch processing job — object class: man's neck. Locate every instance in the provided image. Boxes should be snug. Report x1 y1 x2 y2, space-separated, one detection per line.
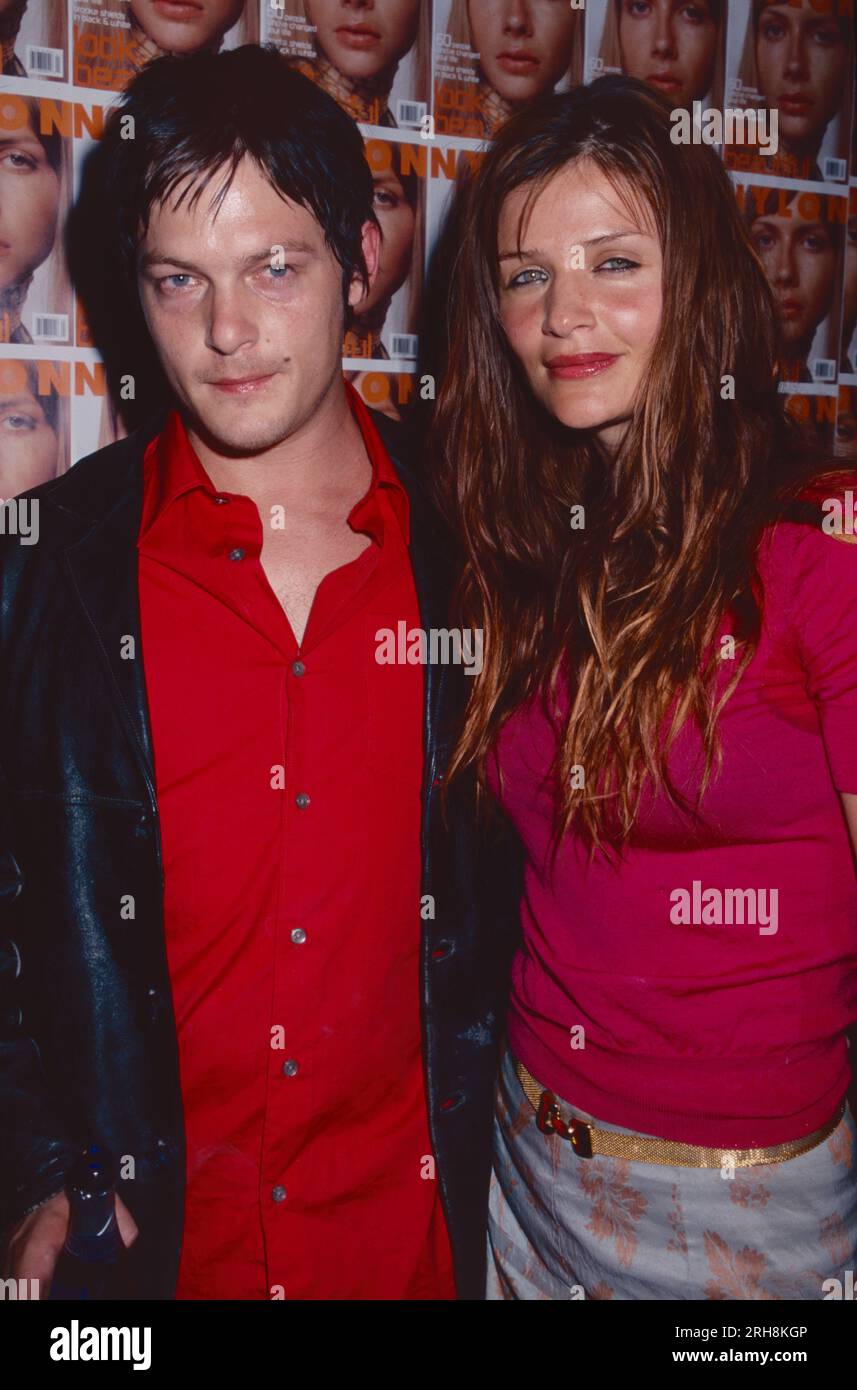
181 378 371 513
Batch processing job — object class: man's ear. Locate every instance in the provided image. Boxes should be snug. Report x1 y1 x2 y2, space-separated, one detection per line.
347 219 382 309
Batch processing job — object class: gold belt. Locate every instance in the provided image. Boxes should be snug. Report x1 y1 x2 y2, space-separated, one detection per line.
513 1057 845 1169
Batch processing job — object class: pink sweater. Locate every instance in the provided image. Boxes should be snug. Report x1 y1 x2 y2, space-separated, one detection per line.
488 518 857 1146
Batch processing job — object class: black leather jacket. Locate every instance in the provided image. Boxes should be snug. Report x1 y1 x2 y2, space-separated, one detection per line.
0 405 523 1300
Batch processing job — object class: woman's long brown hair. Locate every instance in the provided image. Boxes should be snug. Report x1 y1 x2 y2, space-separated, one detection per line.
431 75 851 858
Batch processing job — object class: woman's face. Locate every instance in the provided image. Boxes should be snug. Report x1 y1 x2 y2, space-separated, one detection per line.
130 0 245 55
618 0 719 109
355 170 414 314
468 0 577 104
305 0 420 81
750 205 836 353
497 159 663 454
755 1 848 154
0 387 58 498
0 118 60 292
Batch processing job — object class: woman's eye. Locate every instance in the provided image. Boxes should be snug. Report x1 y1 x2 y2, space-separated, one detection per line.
1 151 38 171
596 257 640 272
508 267 547 288
0 413 36 431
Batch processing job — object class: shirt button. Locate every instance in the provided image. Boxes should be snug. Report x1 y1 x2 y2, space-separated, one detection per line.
271 1185 287 1202
291 660 306 677
228 547 245 562
290 927 307 945
295 793 310 809
282 1059 299 1077
213 495 230 505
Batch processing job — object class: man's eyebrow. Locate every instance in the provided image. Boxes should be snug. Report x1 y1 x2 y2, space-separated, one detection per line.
138 241 318 272
498 230 645 262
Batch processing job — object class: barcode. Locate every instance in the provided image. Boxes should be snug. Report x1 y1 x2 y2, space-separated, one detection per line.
390 334 418 358
25 46 63 77
810 358 836 382
396 101 427 127
822 157 846 181
32 315 69 342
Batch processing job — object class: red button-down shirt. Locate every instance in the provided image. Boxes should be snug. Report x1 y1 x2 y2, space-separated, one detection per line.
136 380 456 1300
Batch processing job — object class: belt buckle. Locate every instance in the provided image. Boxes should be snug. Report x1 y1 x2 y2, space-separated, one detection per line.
535 1088 593 1158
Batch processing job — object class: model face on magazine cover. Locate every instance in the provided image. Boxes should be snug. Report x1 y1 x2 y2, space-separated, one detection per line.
618 0 719 109
467 0 577 103
304 0 420 80
129 0 246 55
755 1 848 153
496 159 662 454
0 386 58 497
0 119 60 293
749 208 836 355
135 155 380 456
353 169 414 313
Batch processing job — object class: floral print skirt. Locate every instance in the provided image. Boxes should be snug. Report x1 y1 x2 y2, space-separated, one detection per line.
486 1040 857 1300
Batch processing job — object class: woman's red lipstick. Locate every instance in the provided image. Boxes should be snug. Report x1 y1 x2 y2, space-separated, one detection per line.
545 353 619 379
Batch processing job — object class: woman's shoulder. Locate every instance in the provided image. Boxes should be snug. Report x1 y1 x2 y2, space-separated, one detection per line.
754 469 857 646
759 469 857 562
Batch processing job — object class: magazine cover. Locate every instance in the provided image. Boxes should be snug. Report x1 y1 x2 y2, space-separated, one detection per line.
733 173 847 389
0 86 73 346
583 0 724 110
342 130 426 368
432 0 583 141
0 352 70 497
262 0 429 133
723 0 853 184
2 0 67 80
73 0 259 92
840 179 857 379
835 380 856 455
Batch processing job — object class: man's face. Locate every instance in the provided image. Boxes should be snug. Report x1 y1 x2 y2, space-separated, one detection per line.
130 0 245 55
136 154 379 455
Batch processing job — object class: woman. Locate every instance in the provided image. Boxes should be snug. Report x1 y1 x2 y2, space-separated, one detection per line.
283 0 426 129
599 0 723 111
431 75 857 1299
734 0 852 183
742 183 841 386
0 95 65 345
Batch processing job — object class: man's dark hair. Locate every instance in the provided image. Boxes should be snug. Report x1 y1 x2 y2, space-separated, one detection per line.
99 43 378 324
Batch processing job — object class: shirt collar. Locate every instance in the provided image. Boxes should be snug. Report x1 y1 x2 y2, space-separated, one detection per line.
139 377 410 547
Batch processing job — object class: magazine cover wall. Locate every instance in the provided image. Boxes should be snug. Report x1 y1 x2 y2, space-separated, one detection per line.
0 0 854 498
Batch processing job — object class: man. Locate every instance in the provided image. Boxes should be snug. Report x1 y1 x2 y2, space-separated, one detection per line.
0 45 521 1300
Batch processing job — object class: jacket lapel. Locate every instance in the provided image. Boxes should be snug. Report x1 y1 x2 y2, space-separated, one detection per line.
61 412 169 802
